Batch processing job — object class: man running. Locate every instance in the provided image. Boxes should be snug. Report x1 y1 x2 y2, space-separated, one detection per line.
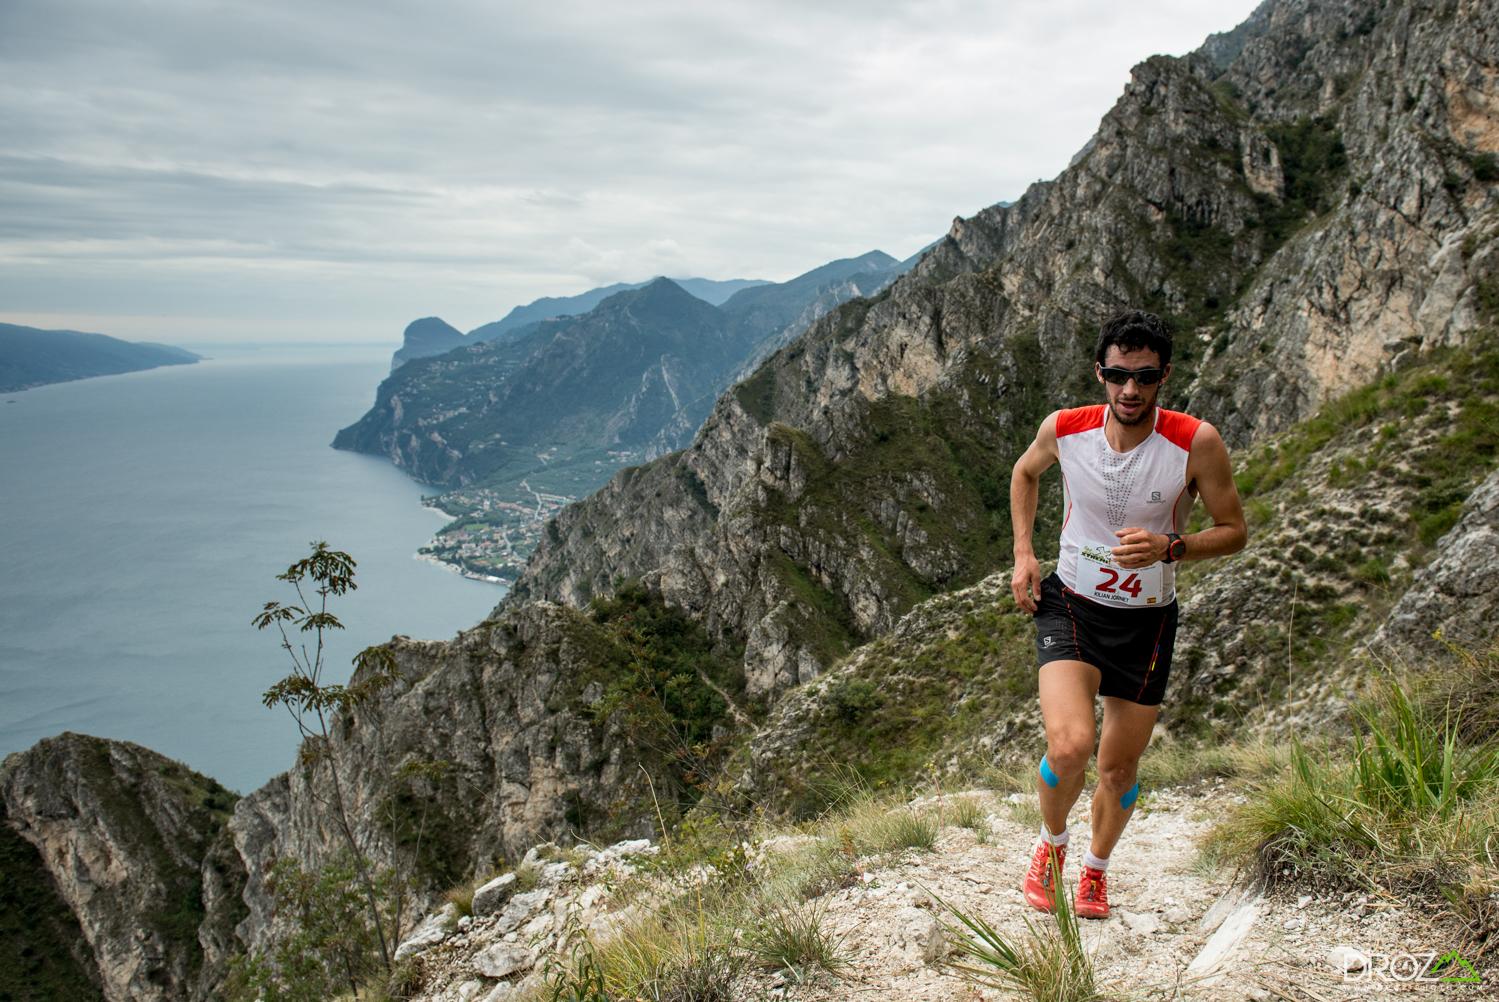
1009 309 1247 919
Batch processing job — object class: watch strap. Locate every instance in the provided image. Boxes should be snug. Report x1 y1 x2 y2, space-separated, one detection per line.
1164 532 1185 563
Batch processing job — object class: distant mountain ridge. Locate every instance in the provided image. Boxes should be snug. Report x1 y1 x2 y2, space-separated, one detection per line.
392 276 771 371
0 323 200 393
337 251 914 488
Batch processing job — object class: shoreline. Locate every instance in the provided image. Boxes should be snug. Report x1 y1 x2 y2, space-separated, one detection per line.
414 549 509 588
421 499 459 520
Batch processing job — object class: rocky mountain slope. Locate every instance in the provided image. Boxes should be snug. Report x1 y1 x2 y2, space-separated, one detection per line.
0 734 242 1002
4 0 1499 997
335 252 909 491
500 0 1499 704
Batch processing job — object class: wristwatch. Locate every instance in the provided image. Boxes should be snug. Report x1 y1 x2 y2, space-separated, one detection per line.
1163 532 1186 564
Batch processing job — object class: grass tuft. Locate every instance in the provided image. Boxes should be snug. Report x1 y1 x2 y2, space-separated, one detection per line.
1205 651 1499 930
743 896 849 981
929 866 1114 1002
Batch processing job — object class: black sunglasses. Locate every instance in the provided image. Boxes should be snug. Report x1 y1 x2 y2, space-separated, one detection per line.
1098 365 1165 386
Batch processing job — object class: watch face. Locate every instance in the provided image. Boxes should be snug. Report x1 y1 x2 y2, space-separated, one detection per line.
1170 538 1186 559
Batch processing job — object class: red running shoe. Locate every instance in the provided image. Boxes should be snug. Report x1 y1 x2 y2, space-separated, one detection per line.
1022 840 1066 912
1075 864 1109 919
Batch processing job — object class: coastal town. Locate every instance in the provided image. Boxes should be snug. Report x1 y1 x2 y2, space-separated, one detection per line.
418 478 575 584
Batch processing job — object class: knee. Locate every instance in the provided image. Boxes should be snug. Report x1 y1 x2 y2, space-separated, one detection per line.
1044 735 1093 777
1097 760 1139 793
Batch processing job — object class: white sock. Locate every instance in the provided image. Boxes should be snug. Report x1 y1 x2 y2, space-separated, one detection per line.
1083 849 1110 872
1039 823 1070 847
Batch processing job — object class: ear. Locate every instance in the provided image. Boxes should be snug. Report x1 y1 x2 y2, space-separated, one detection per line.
1094 362 1105 385
1161 362 1172 385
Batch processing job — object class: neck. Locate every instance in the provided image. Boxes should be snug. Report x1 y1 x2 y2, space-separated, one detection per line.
1104 403 1156 451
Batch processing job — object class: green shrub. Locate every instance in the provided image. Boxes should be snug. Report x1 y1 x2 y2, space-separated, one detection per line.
826 676 883 723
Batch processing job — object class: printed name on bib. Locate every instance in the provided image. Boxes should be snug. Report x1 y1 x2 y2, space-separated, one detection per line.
1076 542 1165 607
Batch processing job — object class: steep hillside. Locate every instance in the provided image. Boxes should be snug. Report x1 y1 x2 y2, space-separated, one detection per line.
0 734 243 1001
334 278 738 486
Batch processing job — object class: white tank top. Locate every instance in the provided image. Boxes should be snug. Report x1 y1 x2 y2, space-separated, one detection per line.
1054 404 1200 609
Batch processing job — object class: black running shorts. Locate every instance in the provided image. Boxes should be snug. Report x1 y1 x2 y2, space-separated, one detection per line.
1032 572 1178 706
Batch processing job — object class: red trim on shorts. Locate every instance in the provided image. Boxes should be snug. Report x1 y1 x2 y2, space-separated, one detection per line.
1060 587 1082 655
1155 408 1201 452
1056 405 1106 439
1137 613 1169 701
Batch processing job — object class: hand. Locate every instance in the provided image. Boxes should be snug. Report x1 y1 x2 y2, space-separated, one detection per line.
1012 553 1043 613
1112 528 1164 568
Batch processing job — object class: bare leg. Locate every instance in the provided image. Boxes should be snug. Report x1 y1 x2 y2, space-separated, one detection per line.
1089 695 1158 859
1036 660 1101 836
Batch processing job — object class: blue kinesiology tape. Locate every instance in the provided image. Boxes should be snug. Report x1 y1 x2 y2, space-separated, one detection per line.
1038 754 1060 788
1120 781 1139 810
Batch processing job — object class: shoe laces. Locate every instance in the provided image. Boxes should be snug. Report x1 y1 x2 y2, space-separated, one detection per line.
1079 866 1107 902
1029 842 1064 887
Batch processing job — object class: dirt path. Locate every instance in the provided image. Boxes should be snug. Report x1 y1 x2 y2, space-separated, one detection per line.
406 783 1492 1001
757 784 1491 1001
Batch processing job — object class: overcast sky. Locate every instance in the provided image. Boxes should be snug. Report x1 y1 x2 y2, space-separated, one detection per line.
1 0 1263 345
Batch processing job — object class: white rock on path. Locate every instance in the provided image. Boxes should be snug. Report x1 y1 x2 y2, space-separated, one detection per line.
395 903 457 962
889 906 946 965
472 872 518 916
1185 893 1263 987
474 942 534 978
1121 910 1162 935
495 888 553 934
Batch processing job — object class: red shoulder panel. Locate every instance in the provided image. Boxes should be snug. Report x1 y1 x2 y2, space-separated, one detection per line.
1055 405 1106 439
1156 408 1202 452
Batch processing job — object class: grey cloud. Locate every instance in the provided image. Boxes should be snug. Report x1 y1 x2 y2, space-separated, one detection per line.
1 0 1264 341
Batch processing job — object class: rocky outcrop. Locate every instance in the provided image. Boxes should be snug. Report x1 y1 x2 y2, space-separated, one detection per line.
0 734 243 1002
226 591 739 957
1374 467 1499 649
390 317 466 371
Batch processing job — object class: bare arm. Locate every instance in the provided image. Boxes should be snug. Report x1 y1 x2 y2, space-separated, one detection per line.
1010 411 1060 612
1112 421 1248 567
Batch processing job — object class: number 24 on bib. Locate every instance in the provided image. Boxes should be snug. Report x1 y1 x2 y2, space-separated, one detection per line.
1076 543 1165 607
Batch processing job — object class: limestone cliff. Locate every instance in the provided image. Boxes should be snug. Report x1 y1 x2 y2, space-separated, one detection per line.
0 734 243 1002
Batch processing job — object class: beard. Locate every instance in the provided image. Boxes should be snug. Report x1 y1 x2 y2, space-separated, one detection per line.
1108 396 1154 426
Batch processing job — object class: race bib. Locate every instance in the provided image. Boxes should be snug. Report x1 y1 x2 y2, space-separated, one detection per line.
1075 542 1165 607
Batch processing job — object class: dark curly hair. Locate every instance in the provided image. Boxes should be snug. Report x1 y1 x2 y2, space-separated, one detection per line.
1094 309 1172 367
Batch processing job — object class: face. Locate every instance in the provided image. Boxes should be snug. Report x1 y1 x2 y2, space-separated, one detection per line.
1096 345 1169 426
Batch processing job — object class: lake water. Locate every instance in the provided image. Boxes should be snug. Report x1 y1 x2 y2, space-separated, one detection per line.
0 344 504 794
